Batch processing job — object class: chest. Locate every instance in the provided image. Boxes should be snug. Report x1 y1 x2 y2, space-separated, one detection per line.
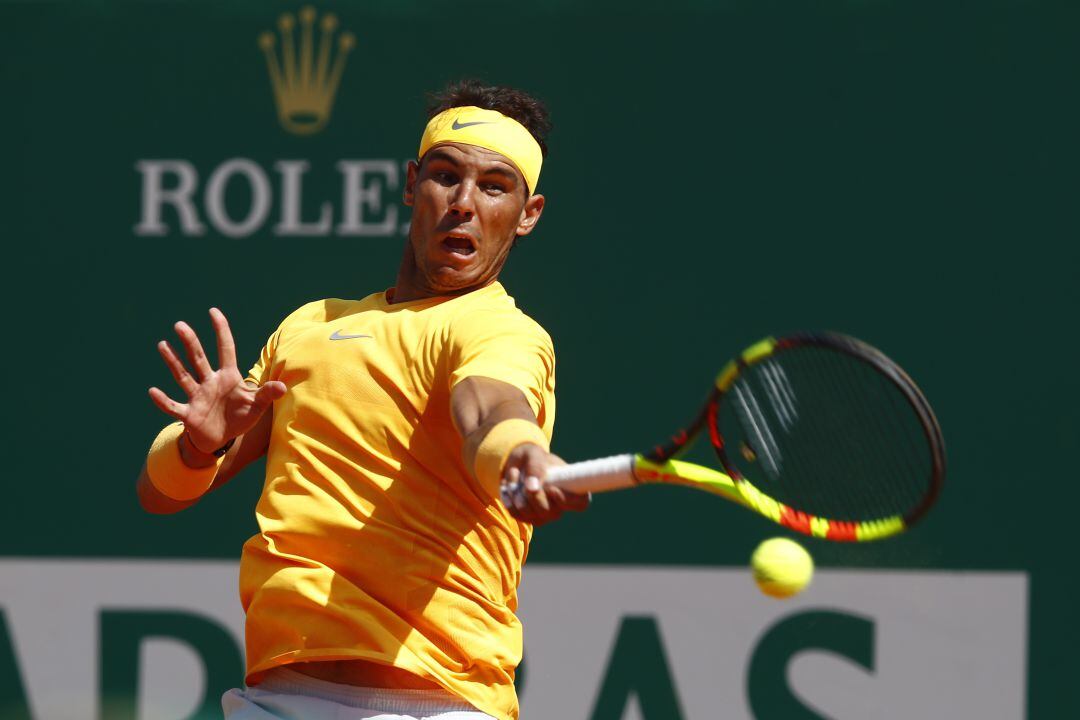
269 310 449 416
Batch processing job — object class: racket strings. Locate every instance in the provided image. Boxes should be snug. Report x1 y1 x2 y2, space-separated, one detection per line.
812 349 903 520
822 349 932 520
828 350 929 518
797 350 886 520
791 350 871 517
844 356 925 519
877 368 932 512
719 345 934 522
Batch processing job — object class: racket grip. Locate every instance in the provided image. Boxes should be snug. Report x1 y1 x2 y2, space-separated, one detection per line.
545 453 637 493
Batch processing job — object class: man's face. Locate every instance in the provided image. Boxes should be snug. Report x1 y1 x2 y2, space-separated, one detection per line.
402 142 545 296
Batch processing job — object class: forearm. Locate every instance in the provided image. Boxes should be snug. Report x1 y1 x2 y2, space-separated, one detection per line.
452 374 549 458
450 376 584 525
456 385 542 471
137 423 226 513
137 409 274 514
136 462 199 514
452 375 535 426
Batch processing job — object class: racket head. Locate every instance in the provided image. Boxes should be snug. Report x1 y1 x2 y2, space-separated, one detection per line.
704 332 945 541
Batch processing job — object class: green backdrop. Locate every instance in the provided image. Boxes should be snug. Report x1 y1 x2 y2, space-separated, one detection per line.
2 0 1077 716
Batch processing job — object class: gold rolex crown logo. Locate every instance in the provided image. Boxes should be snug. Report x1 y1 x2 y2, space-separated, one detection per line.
258 6 355 135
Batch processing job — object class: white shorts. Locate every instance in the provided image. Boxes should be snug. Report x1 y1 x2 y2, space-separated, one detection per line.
221 667 497 720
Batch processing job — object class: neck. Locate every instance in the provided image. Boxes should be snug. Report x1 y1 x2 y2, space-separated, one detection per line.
389 277 498 304
389 250 498 304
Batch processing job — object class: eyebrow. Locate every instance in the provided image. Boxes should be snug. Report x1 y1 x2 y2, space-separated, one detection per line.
425 149 520 186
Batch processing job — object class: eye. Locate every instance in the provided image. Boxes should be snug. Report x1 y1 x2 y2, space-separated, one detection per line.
482 182 507 195
433 170 456 185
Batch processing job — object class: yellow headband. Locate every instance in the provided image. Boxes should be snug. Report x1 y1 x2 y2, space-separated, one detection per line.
418 106 543 195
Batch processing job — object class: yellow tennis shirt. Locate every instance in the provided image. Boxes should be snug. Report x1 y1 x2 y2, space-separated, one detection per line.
239 282 555 720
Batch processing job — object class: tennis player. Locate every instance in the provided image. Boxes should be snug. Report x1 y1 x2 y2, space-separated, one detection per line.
137 80 587 720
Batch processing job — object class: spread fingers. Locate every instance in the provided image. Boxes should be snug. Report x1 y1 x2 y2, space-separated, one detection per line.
148 387 187 421
174 321 214 380
157 340 199 396
210 308 238 370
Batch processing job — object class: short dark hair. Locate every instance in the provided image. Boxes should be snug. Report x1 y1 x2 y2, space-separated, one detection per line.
427 80 552 157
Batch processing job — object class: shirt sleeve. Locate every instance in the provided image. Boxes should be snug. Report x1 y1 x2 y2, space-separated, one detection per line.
245 327 280 386
245 313 293 387
448 309 556 432
245 302 318 385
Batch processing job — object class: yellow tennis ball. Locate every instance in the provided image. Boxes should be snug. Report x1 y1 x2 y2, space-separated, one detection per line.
751 537 814 598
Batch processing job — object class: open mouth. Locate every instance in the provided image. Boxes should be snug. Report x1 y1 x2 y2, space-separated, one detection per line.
442 233 476 257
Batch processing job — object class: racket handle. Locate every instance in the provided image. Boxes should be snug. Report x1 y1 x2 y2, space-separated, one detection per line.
545 453 637 493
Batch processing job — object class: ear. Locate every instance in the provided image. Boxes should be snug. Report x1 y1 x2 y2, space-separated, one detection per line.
515 194 545 237
403 160 419 206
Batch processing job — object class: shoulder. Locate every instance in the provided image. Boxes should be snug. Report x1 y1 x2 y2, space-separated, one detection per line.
446 284 554 348
276 296 376 332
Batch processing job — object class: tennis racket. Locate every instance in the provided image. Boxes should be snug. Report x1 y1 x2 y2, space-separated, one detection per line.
506 332 945 542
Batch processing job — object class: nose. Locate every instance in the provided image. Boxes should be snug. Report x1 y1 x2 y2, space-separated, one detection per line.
448 180 476 220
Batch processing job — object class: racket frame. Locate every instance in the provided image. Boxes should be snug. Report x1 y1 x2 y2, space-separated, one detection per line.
643 332 945 540
531 332 946 542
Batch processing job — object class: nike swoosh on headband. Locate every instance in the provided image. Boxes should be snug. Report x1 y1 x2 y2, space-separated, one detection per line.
452 119 494 130
329 330 373 341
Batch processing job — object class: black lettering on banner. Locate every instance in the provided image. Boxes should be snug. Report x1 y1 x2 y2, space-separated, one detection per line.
99 610 244 720
747 610 875 719
589 615 685 720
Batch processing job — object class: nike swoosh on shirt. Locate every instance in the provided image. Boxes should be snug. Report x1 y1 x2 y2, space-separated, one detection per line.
329 330 373 341
452 119 494 130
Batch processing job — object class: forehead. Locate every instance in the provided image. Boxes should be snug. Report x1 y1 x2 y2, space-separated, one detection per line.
422 142 524 182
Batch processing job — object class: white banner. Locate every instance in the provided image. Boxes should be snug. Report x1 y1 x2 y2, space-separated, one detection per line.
518 566 1027 719
0 560 1026 719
